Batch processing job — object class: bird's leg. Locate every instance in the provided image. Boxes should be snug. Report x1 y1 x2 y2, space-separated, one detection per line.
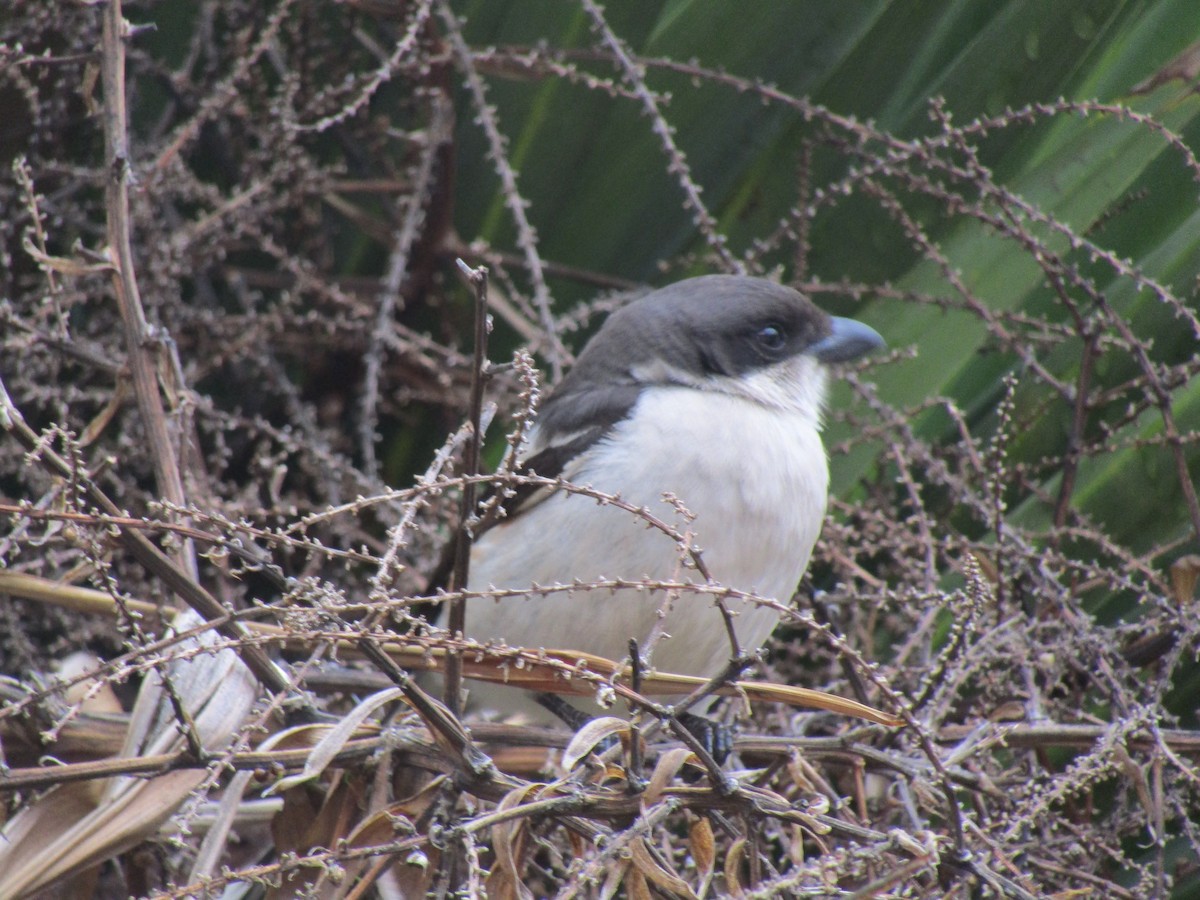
535 691 594 731
536 692 734 766
676 711 734 765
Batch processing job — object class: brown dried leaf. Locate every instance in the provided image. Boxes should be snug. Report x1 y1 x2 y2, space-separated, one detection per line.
1132 38 1200 94
1170 554 1200 605
8 577 904 727
724 837 748 900
268 778 365 900
627 867 653 900
79 378 129 447
489 783 539 900
689 815 715 881
630 836 698 899
21 235 112 276
561 715 629 771
268 687 401 794
644 746 693 804
0 611 257 896
57 651 122 715
390 846 438 900
598 858 631 899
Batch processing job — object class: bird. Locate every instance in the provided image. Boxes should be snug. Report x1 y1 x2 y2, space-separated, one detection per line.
443 274 883 728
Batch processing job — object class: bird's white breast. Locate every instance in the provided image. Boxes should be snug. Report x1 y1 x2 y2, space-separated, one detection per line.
463 382 829 716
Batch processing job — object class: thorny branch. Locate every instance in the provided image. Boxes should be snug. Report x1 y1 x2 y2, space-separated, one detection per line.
1 2 1199 898
444 258 491 715
101 0 194 573
435 0 566 377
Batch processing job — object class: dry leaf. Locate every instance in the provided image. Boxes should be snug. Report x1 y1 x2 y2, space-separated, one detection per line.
0 610 257 896
724 837 747 900
644 746 693 804
1170 554 1200 604
21 235 112 276
627 867 653 900
688 815 715 881
268 688 402 794
6 572 903 727
1132 38 1200 94
630 836 697 899
598 858 631 900
561 715 629 770
56 651 122 715
79 379 129 447
269 778 365 900
489 783 540 900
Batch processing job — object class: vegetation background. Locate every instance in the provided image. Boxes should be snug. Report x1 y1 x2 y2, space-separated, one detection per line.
1 0 1198 896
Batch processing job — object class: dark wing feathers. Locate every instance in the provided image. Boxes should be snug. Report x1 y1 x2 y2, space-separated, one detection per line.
420 423 617 601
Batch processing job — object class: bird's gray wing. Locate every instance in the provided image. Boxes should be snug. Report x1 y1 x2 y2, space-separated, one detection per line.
420 377 644 603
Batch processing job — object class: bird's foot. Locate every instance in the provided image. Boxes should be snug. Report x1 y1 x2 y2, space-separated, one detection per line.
536 693 734 765
677 711 734 765
535 692 593 731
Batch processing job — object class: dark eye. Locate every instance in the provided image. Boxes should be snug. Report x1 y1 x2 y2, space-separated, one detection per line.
755 323 786 351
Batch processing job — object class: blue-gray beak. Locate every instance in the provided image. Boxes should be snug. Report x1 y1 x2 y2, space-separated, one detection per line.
811 316 885 363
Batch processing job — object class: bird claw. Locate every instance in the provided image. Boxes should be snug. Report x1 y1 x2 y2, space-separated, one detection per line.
678 711 734 765
536 693 734 765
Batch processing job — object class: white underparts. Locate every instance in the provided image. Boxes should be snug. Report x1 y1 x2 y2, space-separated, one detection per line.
463 356 831 719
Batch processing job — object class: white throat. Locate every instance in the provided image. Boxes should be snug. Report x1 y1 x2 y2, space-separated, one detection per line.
628 354 829 425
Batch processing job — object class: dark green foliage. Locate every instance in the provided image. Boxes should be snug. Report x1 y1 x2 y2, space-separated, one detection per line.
1 1 1198 895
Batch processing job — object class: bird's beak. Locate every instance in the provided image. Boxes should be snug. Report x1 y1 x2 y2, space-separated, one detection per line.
810 316 885 363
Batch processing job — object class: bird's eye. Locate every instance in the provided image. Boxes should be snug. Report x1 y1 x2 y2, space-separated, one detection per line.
755 324 786 351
